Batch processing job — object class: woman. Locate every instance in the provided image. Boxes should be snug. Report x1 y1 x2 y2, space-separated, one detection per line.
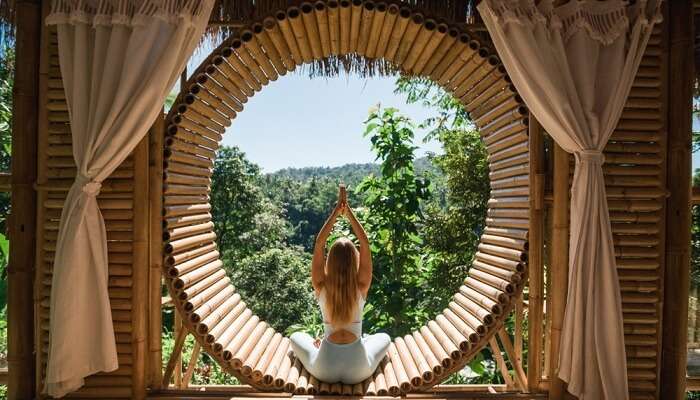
290 185 391 384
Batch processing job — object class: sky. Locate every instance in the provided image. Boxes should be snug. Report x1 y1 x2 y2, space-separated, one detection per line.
220 74 441 172
185 48 441 173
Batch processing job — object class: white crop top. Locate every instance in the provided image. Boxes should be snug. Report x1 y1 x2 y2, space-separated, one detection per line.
317 289 365 339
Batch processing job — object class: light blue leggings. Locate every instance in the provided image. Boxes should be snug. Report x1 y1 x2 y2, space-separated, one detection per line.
290 332 391 384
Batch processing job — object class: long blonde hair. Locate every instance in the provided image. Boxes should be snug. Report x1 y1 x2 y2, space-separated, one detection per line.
324 237 360 326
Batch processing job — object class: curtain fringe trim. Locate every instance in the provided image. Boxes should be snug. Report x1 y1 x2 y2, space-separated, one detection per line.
46 0 209 27
483 0 662 46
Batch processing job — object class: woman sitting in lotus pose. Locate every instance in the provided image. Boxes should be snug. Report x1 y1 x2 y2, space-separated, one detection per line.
290 185 390 384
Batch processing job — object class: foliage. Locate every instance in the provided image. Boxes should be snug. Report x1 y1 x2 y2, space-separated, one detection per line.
692 171 700 286
211 146 289 262
262 175 360 252
356 107 431 336
162 329 239 386
225 247 318 332
394 77 490 323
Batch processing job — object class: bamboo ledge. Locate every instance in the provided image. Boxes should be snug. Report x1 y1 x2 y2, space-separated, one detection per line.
148 384 547 399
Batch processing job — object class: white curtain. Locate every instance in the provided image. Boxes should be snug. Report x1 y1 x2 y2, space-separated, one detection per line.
44 0 213 397
477 1 661 399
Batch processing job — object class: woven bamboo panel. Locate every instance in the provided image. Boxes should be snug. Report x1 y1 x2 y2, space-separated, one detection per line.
34 27 140 399
609 24 666 400
161 1 529 395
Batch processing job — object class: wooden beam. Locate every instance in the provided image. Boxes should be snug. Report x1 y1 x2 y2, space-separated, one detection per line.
182 341 201 389
133 136 150 399
661 1 694 398
489 337 515 389
498 329 528 392
527 113 545 392
148 112 166 390
162 326 187 388
548 143 569 398
8 1 41 398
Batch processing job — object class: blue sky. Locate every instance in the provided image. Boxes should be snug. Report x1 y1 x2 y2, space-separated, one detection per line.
220 73 441 172
185 49 441 173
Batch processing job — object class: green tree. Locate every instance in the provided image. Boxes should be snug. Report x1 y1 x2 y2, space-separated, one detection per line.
357 107 431 336
210 146 289 262
395 77 490 314
227 247 317 331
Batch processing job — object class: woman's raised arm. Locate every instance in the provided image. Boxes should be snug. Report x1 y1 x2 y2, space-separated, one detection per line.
345 206 372 298
311 190 344 295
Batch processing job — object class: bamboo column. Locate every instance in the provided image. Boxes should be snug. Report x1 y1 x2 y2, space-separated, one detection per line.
148 112 165 389
132 135 149 399
34 1 50 394
527 113 544 393
549 143 569 398
660 0 692 397
9 1 41 398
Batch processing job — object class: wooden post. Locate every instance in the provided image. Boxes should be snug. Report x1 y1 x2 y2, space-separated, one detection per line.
182 341 201 388
527 113 545 392
549 143 569 398
9 1 41 398
660 1 693 398
162 326 187 388
132 136 149 399
34 1 50 394
148 112 165 390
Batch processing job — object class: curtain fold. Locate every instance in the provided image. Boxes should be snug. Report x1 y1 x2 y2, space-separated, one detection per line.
44 1 213 397
477 1 661 399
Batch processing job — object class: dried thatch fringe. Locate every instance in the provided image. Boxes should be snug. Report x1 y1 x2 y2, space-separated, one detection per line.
209 0 476 25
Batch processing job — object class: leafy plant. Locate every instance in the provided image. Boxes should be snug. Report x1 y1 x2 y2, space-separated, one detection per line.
356 106 431 336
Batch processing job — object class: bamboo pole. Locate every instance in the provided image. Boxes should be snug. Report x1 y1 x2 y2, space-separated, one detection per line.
549 142 570 398
355 0 375 56
349 0 362 53
182 341 201 388
364 1 386 58
326 0 340 55
660 1 691 397
374 2 398 59
527 113 544 392
300 2 323 60
489 337 515 389
287 7 314 63
9 1 41 398
34 2 51 395
313 1 331 58
339 0 352 55
498 329 528 391
131 135 149 399
162 326 187 388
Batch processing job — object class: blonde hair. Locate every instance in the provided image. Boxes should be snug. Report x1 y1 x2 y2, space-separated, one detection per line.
323 237 360 326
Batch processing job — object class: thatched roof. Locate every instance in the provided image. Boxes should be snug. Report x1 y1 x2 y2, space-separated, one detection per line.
208 0 477 26
0 0 478 37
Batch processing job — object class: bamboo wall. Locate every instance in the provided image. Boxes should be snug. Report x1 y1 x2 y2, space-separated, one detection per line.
608 23 665 400
34 24 148 399
28 1 673 399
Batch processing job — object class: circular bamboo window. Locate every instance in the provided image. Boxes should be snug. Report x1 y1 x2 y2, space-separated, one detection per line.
162 1 529 395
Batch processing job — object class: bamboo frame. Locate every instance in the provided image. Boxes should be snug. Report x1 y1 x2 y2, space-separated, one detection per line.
11 1 41 397
660 1 691 396
527 114 544 392
548 143 569 398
